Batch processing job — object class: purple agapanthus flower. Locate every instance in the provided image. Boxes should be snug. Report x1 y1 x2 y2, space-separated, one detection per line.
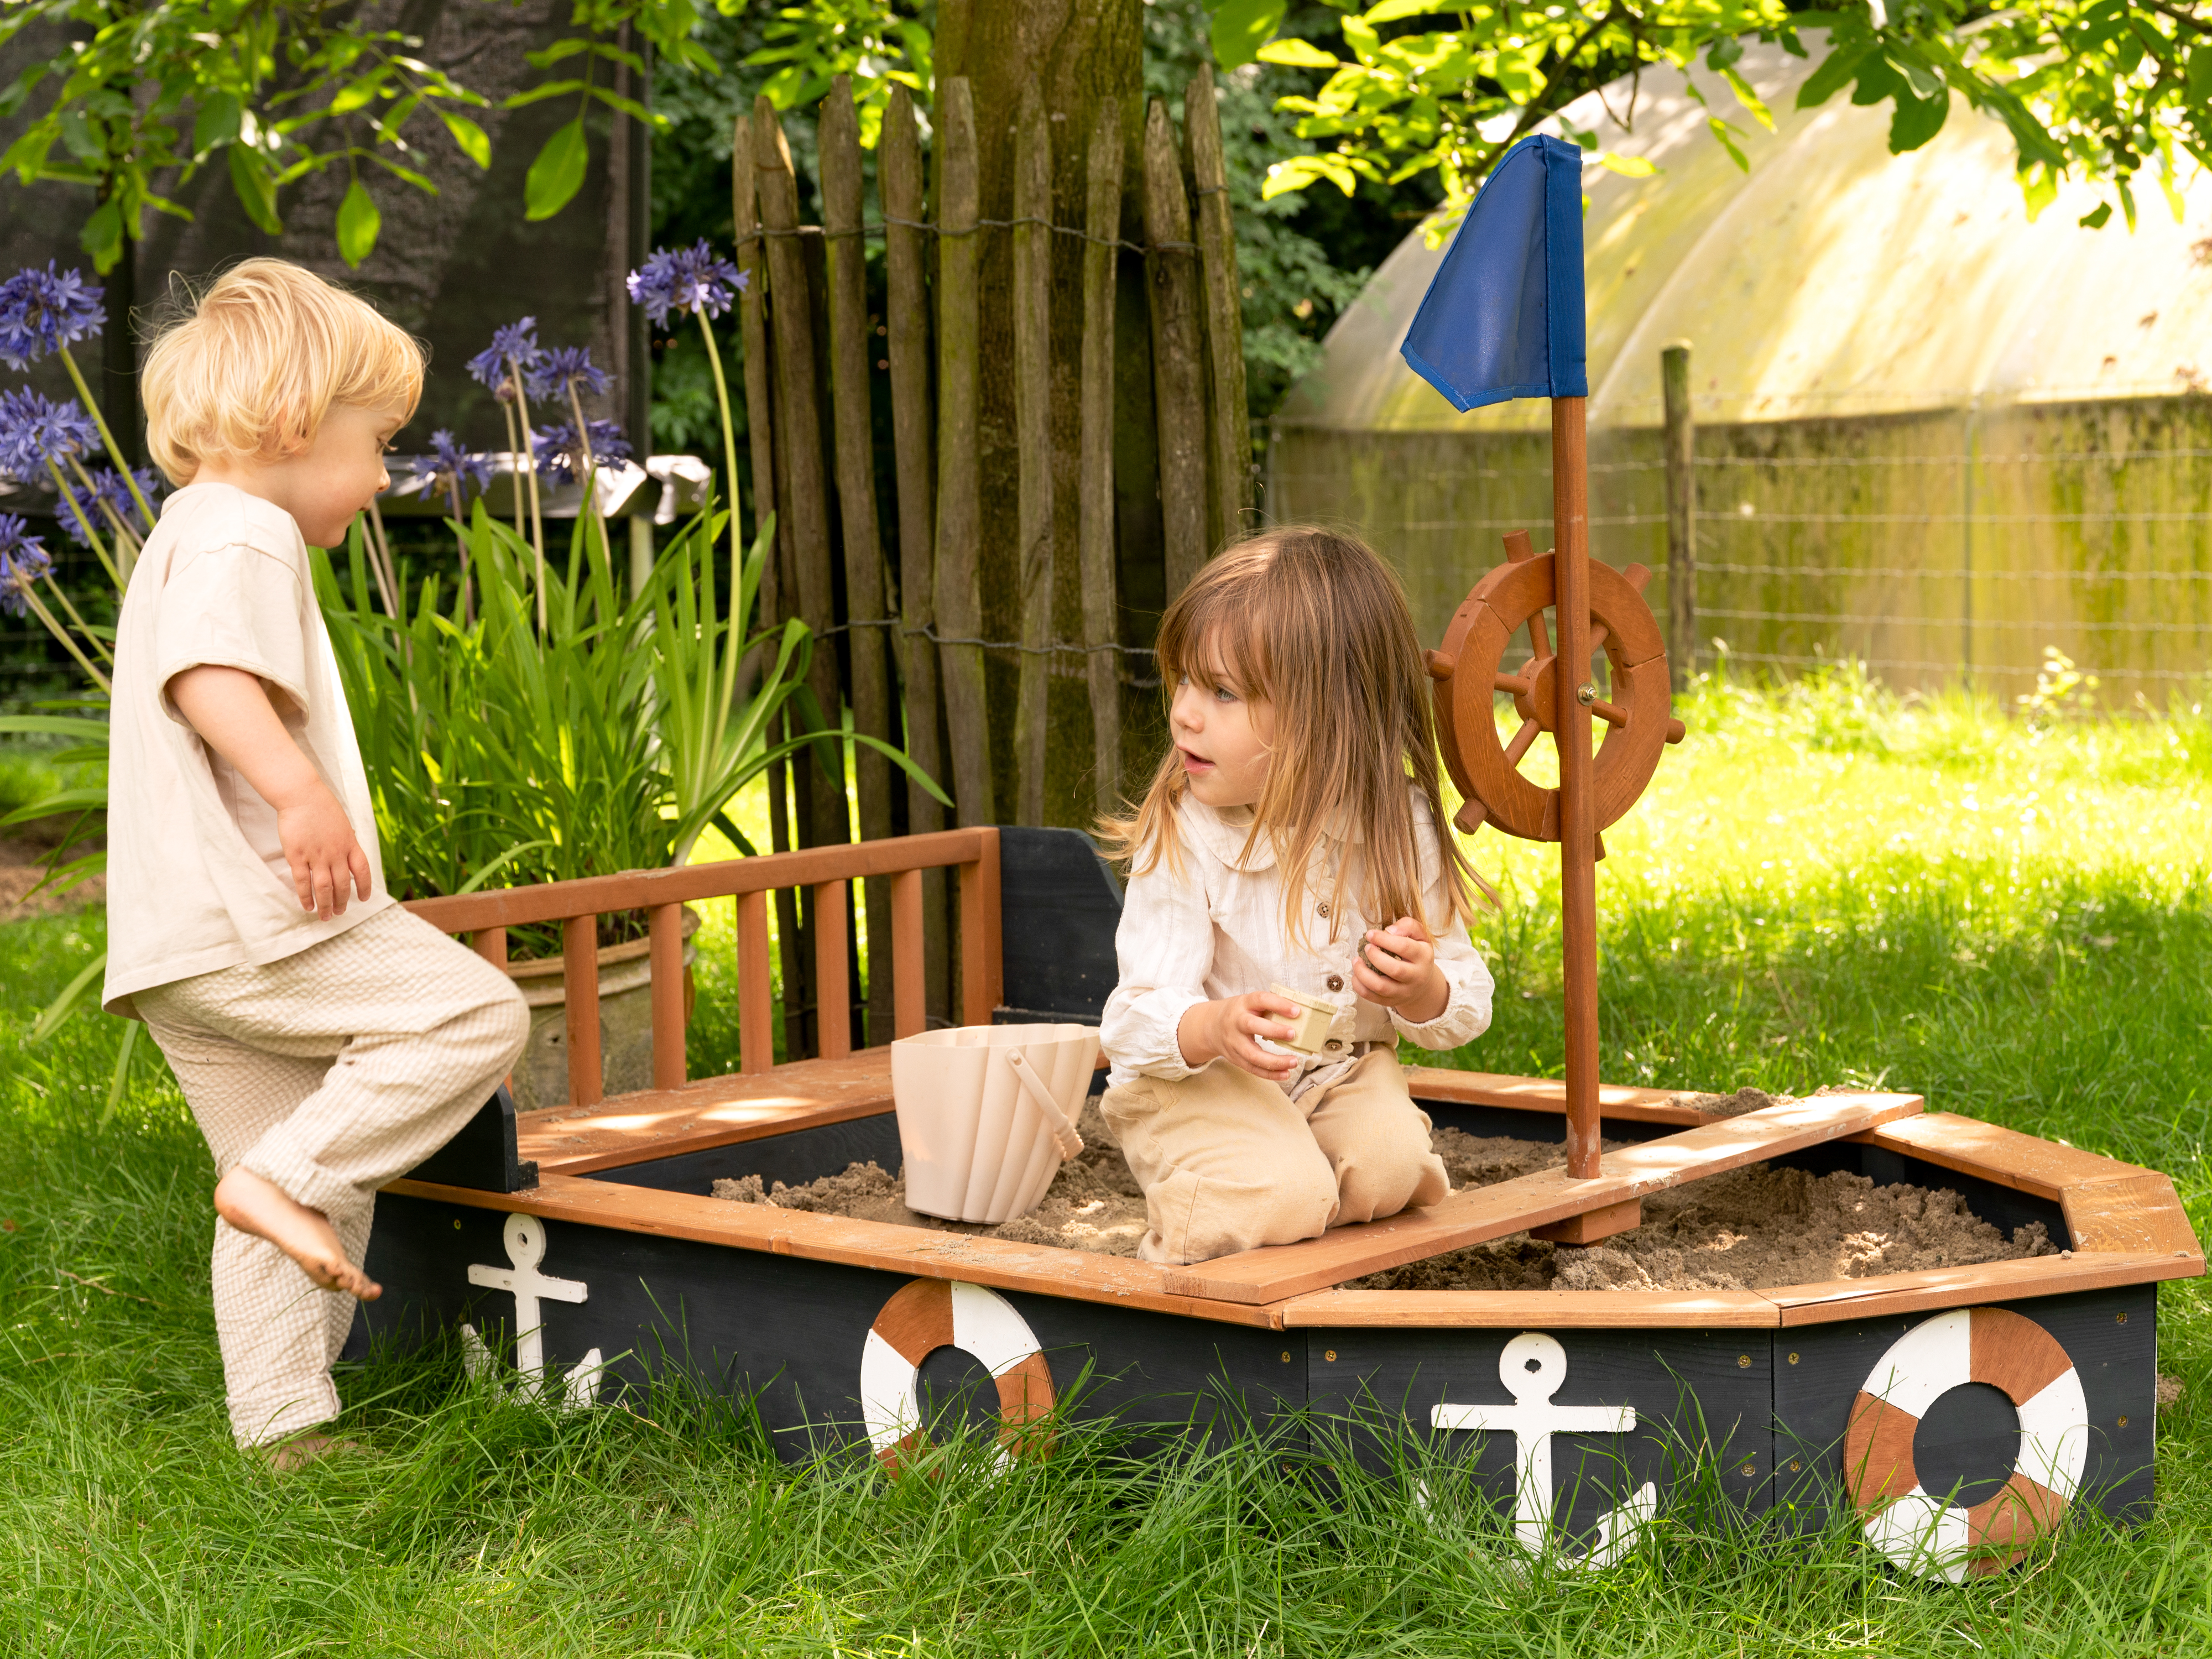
56 465 162 542
403 428 495 500
625 242 744 326
466 317 543 397
533 420 632 485
0 514 53 617
527 346 611 401
0 389 104 479
0 263 106 369
431 428 494 494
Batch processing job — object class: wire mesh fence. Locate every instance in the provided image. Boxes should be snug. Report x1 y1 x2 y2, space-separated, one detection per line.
1267 398 2212 706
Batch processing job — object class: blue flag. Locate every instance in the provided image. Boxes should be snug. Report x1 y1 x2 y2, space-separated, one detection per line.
1400 134 1588 412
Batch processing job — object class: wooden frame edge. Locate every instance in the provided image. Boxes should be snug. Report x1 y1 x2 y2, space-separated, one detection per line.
1765 1250 2201 1326
1280 1288 1781 1328
1850 1112 2158 1201
383 1171 1290 1329
2060 1172 2206 1258
1406 1067 1710 1128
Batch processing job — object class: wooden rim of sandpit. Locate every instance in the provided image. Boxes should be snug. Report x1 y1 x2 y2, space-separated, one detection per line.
384 1057 2205 1332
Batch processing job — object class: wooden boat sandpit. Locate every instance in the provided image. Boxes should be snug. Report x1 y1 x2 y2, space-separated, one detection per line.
356 827 2204 1582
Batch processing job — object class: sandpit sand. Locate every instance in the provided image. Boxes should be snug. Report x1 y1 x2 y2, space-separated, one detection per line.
712 1093 2059 1288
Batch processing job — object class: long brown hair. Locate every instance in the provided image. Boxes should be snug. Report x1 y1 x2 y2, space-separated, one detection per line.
1097 525 1480 945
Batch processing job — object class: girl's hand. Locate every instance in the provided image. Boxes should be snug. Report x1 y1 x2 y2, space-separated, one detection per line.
1177 992 1303 1082
1355 917 1449 1024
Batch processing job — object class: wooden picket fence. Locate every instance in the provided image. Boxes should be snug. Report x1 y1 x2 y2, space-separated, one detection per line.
732 69 1251 1059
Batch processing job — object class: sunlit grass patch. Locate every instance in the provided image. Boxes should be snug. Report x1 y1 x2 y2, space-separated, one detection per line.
4 680 2211 1654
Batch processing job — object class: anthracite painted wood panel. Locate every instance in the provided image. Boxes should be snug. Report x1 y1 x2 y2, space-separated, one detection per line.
1304 1325 1776 1543
1770 1285 2156 1532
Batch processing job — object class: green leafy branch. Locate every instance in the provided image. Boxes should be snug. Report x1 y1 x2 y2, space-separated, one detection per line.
1206 0 2212 229
0 0 717 270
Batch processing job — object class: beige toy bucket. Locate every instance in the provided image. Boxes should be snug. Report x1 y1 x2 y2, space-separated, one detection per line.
890 1024 1100 1224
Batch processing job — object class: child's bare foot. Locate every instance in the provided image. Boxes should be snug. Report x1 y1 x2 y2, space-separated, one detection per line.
213 1167 381 1301
258 1431 367 1473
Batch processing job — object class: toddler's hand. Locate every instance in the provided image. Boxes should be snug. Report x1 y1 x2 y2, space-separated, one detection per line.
275 784 373 920
1355 916 1447 1020
1178 991 1303 1082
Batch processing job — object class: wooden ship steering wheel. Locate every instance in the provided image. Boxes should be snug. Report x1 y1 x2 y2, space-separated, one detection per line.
1426 529 1685 849
1422 520 1688 1233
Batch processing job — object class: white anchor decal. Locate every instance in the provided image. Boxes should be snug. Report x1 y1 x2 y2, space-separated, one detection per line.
462 1212 604 1411
1430 1332 1657 1567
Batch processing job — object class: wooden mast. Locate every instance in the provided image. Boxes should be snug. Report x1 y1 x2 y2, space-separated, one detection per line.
1552 395 1600 1181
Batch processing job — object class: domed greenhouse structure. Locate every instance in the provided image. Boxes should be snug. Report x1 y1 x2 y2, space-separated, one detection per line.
1267 34 2212 703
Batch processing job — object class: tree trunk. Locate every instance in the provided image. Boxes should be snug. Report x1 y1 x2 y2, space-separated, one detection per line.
937 0 1144 826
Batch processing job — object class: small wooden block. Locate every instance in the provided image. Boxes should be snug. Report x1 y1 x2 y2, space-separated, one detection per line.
1532 1197 1641 1245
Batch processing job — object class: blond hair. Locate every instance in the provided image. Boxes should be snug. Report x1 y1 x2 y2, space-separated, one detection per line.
141 259 425 484
1097 525 1481 945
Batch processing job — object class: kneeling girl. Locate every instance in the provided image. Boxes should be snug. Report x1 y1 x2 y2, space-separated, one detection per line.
1097 525 1494 1265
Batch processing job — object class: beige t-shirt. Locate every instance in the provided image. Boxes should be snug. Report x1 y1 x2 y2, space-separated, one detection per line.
102 482 389 1016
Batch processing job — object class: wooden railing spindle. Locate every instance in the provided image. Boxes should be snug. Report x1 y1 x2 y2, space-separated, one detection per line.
561 915 603 1106
813 879 852 1060
738 890 775 1074
472 927 508 970
648 901 687 1091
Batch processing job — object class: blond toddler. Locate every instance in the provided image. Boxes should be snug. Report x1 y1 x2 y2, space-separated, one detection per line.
1097 526 1495 1264
103 260 528 1460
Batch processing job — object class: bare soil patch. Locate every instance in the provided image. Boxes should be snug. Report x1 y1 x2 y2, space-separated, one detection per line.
0 830 102 921
712 1092 2059 1287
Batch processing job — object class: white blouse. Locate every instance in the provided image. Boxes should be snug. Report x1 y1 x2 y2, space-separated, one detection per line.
1099 789 1495 1092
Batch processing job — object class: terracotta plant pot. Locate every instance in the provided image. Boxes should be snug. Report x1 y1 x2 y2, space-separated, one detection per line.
503 907 700 1111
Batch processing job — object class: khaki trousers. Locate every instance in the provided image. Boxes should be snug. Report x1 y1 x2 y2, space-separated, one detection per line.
1103 1050 1449 1265
137 905 529 1448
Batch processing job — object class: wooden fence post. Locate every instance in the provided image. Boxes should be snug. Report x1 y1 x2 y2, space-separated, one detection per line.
732 117 777 558
1662 341 1695 692
933 77 996 828
821 75 898 1044
1141 97 1208 602
732 111 804 1061
753 100 847 855
1013 83 1053 828
1185 66 1251 552
1078 100 1124 816
755 97 847 1055
881 86 950 1027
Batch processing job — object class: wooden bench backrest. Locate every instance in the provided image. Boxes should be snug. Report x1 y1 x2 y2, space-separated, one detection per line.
404 828 1003 1104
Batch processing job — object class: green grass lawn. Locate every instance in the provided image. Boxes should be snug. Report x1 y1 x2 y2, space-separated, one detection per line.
4 671 2212 1655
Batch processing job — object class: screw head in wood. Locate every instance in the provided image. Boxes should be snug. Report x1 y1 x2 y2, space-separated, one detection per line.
1787 1352 1799 1364
1576 682 1598 706
2119 1415 2130 1428
1324 1349 1337 1361
1281 1351 1291 1363
1740 1463 1756 1477
2117 1312 2129 1323
1789 1460 1802 1472
1738 1354 1751 1369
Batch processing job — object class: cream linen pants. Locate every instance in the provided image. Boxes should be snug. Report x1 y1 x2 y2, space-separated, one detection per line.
1102 1050 1450 1265
136 905 529 1448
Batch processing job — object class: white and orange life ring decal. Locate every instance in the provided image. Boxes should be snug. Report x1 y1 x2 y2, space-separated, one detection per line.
1845 1307 2089 1581
859 1279 1056 1474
